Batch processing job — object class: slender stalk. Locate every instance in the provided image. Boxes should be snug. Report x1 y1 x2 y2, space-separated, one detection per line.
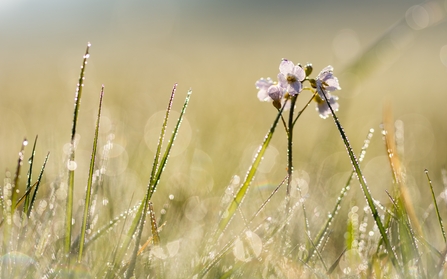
65 43 91 256
319 84 403 276
24 135 38 213
286 95 297 195
78 86 104 263
425 169 446 243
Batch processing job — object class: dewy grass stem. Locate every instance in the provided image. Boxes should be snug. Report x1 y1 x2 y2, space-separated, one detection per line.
287 95 297 196
78 86 104 263
319 84 403 276
65 43 90 256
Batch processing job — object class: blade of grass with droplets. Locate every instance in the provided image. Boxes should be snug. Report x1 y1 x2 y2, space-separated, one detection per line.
77 86 104 262
216 102 286 236
11 138 27 214
127 88 191 278
27 151 50 217
124 202 161 279
148 88 191 199
304 128 374 263
65 43 91 255
110 88 191 277
319 84 403 276
198 176 287 278
425 169 446 243
24 135 37 213
385 190 427 279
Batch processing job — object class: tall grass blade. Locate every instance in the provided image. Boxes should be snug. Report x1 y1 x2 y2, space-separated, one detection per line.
27 151 50 217
24 135 38 213
65 42 91 255
216 102 286 235
382 105 422 236
152 83 177 179
385 190 426 279
11 138 28 214
109 88 191 277
148 88 192 199
425 169 446 243
128 88 191 278
305 127 374 264
77 85 104 262
319 84 403 276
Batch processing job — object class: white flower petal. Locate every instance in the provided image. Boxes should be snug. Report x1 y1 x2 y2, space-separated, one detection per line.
292 66 305 82
279 60 294 75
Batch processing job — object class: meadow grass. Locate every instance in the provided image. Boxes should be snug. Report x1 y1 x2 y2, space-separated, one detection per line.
1 6 447 278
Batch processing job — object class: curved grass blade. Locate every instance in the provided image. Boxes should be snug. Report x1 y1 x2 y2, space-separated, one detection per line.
24 135 38 213
27 151 50 217
305 128 374 263
65 42 91 255
216 101 286 236
425 169 446 243
77 85 104 262
319 84 403 276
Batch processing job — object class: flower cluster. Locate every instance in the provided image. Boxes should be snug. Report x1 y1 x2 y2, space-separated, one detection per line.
255 59 341 119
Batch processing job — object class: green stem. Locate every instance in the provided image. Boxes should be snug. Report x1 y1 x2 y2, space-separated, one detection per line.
319 84 403 276
287 95 297 195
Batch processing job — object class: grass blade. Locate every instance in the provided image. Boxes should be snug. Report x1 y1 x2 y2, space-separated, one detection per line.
11 138 28 214
216 102 286 236
77 85 104 262
27 151 50 217
425 169 446 243
65 42 91 255
24 135 38 214
148 88 192 199
319 84 403 276
109 88 191 278
305 128 374 263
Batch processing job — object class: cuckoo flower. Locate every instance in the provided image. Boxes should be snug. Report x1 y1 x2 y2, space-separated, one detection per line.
313 65 341 119
315 65 341 98
256 77 274 102
277 59 305 96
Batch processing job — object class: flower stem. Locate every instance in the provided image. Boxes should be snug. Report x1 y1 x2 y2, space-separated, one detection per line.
287 95 297 195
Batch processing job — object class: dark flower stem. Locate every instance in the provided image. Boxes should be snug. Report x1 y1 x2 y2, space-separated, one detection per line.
287 95 297 195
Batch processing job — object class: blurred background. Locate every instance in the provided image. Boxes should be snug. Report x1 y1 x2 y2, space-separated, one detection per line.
0 0 446 233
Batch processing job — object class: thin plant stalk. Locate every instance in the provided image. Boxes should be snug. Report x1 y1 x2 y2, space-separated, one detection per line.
114 88 191 278
24 135 38 214
65 43 91 255
286 95 297 196
78 85 104 262
425 169 446 243
319 84 403 276
27 152 50 217
304 128 374 263
216 100 286 235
